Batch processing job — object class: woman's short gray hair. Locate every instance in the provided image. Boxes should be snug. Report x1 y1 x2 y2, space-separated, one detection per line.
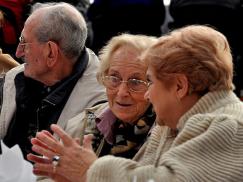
31 2 87 62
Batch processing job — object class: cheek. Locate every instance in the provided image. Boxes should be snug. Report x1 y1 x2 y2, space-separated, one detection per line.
107 91 116 107
137 101 150 117
26 55 40 67
25 58 47 77
146 87 156 105
135 94 149 108
132 93 150 114
155 95 176 124
28 59 41 72
147 88 163 116
108 91 149 120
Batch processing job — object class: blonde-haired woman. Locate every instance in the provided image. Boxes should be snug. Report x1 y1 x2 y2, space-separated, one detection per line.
28 33 157 182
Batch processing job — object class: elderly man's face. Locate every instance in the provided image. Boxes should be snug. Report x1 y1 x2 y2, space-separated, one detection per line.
15 16 49 84
106 46 150 123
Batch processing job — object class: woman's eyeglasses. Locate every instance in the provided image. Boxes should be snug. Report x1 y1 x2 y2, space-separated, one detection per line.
103 75 150 92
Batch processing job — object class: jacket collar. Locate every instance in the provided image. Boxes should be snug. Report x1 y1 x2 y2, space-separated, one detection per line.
42 48 89 106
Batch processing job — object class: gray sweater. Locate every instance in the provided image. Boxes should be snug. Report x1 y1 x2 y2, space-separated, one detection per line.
87 90 243 182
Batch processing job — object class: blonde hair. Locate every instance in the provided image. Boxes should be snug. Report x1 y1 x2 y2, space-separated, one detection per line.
96 33 157 83
143 25 233 94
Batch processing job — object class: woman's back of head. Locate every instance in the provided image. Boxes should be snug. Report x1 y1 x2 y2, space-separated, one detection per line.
144 25 233 95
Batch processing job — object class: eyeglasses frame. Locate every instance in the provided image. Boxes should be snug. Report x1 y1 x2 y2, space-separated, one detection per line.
102 75 150 93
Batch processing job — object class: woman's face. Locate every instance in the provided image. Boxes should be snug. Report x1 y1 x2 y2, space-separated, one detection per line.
106 46 150 123
145 67 179 128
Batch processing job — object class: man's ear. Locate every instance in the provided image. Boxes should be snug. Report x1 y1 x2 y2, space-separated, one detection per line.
175 74 189 100
46 41 59 67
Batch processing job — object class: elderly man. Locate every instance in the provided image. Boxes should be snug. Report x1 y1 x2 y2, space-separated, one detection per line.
0 2 106 159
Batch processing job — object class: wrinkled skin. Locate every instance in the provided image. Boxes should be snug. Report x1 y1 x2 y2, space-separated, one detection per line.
27 124 97 182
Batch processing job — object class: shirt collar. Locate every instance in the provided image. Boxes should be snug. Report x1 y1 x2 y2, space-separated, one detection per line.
96 107 117 144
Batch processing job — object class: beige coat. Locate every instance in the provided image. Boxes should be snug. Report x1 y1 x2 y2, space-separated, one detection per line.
87 90 243 182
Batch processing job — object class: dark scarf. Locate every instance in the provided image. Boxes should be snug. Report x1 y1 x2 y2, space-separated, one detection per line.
92 105 155 158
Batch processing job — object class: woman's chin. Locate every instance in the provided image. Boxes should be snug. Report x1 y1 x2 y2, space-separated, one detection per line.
115 113 135 123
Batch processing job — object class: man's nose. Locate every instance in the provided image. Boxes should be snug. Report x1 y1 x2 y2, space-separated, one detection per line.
15 44 24 58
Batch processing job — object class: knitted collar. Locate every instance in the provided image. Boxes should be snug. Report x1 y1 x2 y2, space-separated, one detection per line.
177 90 239 131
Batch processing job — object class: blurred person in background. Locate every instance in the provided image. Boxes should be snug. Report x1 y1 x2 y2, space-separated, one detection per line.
0 48 20 111
0 0 31 61
169 0 242 98
87 0 165 54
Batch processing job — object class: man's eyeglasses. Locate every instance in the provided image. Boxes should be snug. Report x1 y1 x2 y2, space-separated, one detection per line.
18 35 35 52
103 75 150 92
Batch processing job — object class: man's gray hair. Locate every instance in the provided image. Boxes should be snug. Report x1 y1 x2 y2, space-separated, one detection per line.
31 2 87 61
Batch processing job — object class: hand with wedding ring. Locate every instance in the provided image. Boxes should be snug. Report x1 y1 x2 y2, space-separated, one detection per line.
27 124 97 182
52 155 60 173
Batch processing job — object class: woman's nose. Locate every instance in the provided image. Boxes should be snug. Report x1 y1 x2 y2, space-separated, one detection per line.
116 82 130 96
15 44 25 58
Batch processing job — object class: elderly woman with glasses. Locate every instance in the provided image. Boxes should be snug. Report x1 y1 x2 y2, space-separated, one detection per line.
27 33 157 181
30 25 243 182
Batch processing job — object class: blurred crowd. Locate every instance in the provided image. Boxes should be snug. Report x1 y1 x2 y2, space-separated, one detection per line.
0 0 242 97
0 2 243 182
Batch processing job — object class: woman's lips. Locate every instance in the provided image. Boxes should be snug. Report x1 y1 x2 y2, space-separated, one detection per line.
116 101 132 107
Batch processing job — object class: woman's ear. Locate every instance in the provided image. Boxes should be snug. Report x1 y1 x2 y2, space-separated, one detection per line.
46 41 59 67
175 74 189 99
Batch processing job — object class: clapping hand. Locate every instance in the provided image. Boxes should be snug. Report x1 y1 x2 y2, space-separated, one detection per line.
27 124 97 182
